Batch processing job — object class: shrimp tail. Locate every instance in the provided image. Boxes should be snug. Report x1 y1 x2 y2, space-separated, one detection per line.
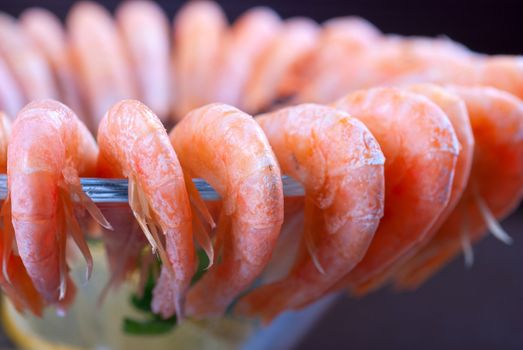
184 172 214 268
474 191 513 245
303 198 326 275
128 176 173 275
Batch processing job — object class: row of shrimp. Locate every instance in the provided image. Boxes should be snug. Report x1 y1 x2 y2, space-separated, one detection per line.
0 82 521 323
2 1 522 130
0 0 521 324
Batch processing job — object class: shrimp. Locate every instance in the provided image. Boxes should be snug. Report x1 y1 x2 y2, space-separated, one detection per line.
0 112 45 316
243 17 319 113
236 104 385 322
212 7 281 109
475 56 523 100
0 12 57 102
296 36 474 103
97 99 195 318
19 8 86 124
4 99 109 313
116 0 171 122
331 87 459 291
394 86 523 290
172 1 227 119
348 83 475 294
67 1 137 128
295 16 382 104
168 103 284 318
0 57 24 118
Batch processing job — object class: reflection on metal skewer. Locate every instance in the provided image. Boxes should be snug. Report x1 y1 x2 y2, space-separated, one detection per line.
0 174 304 203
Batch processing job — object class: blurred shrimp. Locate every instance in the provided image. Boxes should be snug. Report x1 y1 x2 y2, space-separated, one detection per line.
67 1 137 128
394 86 523 290
4 99 109 313
169 103 284 318
295 16 382 104
212 7 281 108
476 56 523 100
20 8 86 123
116 0 171 122
331 87 459 291
350 83 475 294
243 17 319 113
0 57 24 118
172 1 227 119
236 104 385 322
97 99 195 318
0 13 57 102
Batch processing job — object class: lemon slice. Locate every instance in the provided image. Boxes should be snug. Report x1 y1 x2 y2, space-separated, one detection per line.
1 243 254 350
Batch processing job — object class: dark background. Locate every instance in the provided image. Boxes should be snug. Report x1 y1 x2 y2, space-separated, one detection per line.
1 1 522 349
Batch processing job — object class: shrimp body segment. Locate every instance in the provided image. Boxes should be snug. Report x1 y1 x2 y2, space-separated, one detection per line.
0 13 57 102
236 104 385 322
68 2 136 127
213 7 281 109
20 8 85 122
97 99 194 318
172 1 227 119
6 99 104 311
332 87 459 291
116 0 171 121
169 103 284 318
394 86 523 289
243 17 319 113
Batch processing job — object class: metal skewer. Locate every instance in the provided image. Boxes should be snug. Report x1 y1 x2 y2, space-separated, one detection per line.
0 174 304 203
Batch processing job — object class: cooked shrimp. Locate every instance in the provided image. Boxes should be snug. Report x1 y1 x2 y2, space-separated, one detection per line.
394 86 523 290
0 12 57 101
5 99 108 313
67 2 136 128
97 99 195 318
20 8 86 123
116 0 171 122
243 17 319 113
172 1 227 119
476 56 523 100
0 113 45 316
297 36 474 103
168 103 284 318
236 104 385 322
331 87 459 291
295 16 382 104
349 83 474 294
0 57 24 118
212 7 281 109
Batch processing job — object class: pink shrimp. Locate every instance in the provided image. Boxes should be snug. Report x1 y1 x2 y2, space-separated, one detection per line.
295 16 382 104
4 99 109 313
20 8 86 123
331 87 459 291
171 1 227 119
0 12 57 102
67 1 137 128
243 17 319 113
349 83 475 294
212 7 282 109
116 0 171 122
97 99 196 318
236 104 385 322
475 55 523 100
0 57 24 118
394 86 523 290
168 103 284 318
